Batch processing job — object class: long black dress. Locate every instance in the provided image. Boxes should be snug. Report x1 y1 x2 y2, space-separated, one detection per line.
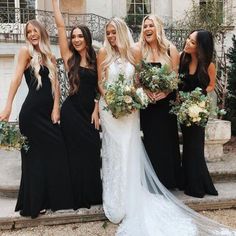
16 66 73 218
179 67 218 198
60 67 102 210
140 62 182 189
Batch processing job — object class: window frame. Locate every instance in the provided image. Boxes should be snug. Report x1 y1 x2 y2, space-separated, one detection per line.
126 0 151 26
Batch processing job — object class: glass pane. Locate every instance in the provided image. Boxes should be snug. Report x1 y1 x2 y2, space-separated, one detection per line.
20 0 35 23
128 3 135 14
135 4 144 14
0 0 15 23
126 0 151 26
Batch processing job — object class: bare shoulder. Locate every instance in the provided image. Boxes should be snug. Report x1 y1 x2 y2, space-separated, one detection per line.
97 47 107 61
18 46 30 58
97 47 107 56
131 42 141 52
17 46 31 68
131 43 142 63
169 43 179 54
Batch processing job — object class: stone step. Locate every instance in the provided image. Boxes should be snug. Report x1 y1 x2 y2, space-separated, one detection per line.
207 152 236 182
0 181 236 230
0 149 236 198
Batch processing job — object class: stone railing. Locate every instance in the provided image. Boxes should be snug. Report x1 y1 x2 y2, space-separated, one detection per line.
0 7 109 44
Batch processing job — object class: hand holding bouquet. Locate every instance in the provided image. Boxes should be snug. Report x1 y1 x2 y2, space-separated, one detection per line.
170 87 211 127
136 60 179 93
0 121 29 151
104 74 149 119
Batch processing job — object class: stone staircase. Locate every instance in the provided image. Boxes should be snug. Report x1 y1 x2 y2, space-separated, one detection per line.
0 148 236 230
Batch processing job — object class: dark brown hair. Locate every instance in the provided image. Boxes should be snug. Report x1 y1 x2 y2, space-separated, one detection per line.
179 29 214 88
67 25 96 95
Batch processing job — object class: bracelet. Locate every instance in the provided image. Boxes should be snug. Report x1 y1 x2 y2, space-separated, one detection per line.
94 99 99 103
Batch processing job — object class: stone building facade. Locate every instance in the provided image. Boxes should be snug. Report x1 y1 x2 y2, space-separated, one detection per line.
0 0 235 121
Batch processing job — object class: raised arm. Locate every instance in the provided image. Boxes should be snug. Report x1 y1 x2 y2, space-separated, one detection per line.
97 47 107 97
0 47 30 121
51 0 71 69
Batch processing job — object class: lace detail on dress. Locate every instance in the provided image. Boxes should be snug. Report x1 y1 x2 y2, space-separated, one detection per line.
99 58 236 236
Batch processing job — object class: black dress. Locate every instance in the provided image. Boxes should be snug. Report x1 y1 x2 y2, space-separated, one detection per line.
179 68 218 198
16 66 73 218
140 62 182 189
60 67 102 210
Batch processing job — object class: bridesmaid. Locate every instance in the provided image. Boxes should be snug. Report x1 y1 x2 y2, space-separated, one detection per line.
136 15 182 189
51 0 102 209
0 20 73 218
179 29 218 198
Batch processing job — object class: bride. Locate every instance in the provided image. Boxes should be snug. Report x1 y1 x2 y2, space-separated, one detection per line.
97 17 236 236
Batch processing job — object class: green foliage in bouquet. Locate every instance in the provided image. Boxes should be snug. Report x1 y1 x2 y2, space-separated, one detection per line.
170 87 211 127
104 74 149 119
0 121 29 151
135 60 179 93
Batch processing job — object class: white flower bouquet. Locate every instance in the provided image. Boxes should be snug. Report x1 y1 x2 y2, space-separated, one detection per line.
136 60 179 93
104 74 149 119
170 87 211 127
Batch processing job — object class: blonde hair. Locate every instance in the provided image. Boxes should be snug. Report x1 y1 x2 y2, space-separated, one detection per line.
102 17 135 70
139 15 171 65
24 20 56 92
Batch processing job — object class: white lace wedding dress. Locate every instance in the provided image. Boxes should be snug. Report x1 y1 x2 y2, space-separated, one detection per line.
99 58 236 236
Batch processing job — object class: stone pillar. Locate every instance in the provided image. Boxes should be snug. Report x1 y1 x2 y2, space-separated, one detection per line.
205 119 231 162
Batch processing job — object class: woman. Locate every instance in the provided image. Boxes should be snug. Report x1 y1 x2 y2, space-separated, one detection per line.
179 29 218 198
98 17 235 235
97 17 140 224
0 20 73 218
137 15 182 189
51 0 102 209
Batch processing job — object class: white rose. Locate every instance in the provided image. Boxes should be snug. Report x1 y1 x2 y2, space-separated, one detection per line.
188 105 203 118
124 95 133 104
124 85 131 92
192 117 201 122
198 101 206 108
136 88 148 105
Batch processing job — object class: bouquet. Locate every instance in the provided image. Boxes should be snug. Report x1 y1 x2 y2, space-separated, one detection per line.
136 60 179 93
0 121 29 151
104 74 149 119
170 87 211 127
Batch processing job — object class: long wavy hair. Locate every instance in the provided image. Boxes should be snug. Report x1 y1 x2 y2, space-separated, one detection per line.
139 15 171 65
179 29 214 88
67 25 96 95
102 17 135 71
24 20 56 92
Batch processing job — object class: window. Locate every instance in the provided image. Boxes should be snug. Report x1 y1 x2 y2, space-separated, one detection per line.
0 0 15 23
199 0 224 24
20 0 36 23
126 0 151 26
0 0 35 23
